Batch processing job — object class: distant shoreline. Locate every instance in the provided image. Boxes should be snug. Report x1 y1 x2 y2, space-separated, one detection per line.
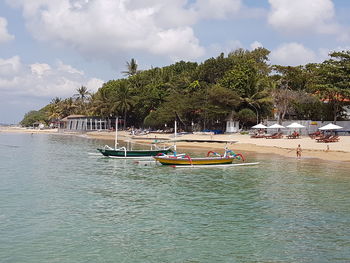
2 127 350 162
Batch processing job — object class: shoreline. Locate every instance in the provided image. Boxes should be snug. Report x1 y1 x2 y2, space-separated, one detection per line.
2 127 350 162
84 130 350 162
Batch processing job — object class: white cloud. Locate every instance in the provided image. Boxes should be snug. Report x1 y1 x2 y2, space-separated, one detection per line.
125 0 197 28
250 41 263 50
86 78 105 92
30 63 51 77
57 60 84 75
0 56 104 97
0 56 21 76
270 43 318 66
193 0 242 19
268 0 344 38
6 0 213 61
6 0 246 62
0 17 14 43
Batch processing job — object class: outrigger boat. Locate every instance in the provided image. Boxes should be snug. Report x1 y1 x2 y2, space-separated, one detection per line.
98 146 173 158
153 149 245 166
97 117 173 158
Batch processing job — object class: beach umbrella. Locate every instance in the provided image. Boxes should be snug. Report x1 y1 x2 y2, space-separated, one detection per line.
318 123 343 130
286 122 305 136
267 123 285 134
286 122 305 128
267 124 285 129
252 123 267 129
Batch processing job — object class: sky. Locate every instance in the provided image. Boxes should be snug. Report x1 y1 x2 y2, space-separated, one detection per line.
1 0 350 124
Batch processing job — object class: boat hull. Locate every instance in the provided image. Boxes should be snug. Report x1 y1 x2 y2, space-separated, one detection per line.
97 148 172 157
153 156 235 166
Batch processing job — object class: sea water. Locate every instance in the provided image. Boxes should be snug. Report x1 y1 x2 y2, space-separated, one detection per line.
0 132 349 263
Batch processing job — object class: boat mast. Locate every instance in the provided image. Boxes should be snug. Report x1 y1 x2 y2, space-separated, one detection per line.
115 117 118 149
174 120 177 153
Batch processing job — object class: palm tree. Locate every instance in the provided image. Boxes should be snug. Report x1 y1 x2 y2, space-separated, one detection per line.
74 86 90 114
47 97 62 121
90 89 111 117
122 58 139 77
74 86 90 102
239 77 273 124
51 97 61 104
112 85 134 129
60 97 77 117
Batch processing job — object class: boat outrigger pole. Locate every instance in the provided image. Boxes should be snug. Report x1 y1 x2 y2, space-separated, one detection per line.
114 117 118 150
174 120 177 154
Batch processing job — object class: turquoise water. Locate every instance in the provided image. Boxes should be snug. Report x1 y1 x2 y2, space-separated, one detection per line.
0 132 350 263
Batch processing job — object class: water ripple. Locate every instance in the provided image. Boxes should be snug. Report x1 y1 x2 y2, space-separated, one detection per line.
0 133 349 262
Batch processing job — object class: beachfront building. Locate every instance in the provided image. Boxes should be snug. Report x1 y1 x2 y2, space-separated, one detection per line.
33 121 45 129
321 96 350 120
344 105 350 118
59 115 113 132
225 112 240 133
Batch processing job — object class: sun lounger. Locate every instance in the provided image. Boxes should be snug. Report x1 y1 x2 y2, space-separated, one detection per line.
251 134 266 138
316 134 332 142
287 132 300 139
266 133 283 139
323 136 340 143
309 131 321 139
264 133 277 139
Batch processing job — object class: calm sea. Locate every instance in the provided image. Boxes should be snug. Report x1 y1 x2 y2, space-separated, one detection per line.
0 132 349 263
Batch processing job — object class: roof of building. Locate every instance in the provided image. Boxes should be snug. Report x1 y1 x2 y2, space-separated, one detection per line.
60 115 86 121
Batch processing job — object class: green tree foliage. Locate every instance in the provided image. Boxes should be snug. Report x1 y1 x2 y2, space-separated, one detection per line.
89 88 112 118
238 108 256 129
272 65 310 91
197 53 233 84
46 97 62 121
22 49 350 130
270 63 344 122
20 110 47 127
74 86 90 114
220 49 273 123
113 84 134 129
122 58 140 77
311 51 350 122
60 97 77 117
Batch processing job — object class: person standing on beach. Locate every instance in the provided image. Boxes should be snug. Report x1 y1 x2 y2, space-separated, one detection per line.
296 144 302 159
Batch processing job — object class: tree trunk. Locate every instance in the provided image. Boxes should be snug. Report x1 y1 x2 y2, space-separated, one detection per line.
277 112 281 124
333 103 338 124
123 111 127 130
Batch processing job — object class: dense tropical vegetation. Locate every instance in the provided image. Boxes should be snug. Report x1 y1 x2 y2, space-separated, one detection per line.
21 49 350 130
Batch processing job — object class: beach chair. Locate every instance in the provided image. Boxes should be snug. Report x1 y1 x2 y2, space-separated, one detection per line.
265 133 278 139
323 135 340 143
287 132 300 139
316 134 331 142
266 132 283 139
275 132 283 139
309 131 321 139
251 134 266 138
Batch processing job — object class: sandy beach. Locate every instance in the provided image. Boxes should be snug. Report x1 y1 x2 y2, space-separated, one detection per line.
0 127 59 134
2 126 350 162
85 130 350 162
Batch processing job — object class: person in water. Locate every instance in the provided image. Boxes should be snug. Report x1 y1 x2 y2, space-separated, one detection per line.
296 144 302 159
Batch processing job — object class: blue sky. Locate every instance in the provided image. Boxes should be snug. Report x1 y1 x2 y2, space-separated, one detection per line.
0 0 350 124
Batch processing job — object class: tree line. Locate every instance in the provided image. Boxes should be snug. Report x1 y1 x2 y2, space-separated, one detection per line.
20 48 350 130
